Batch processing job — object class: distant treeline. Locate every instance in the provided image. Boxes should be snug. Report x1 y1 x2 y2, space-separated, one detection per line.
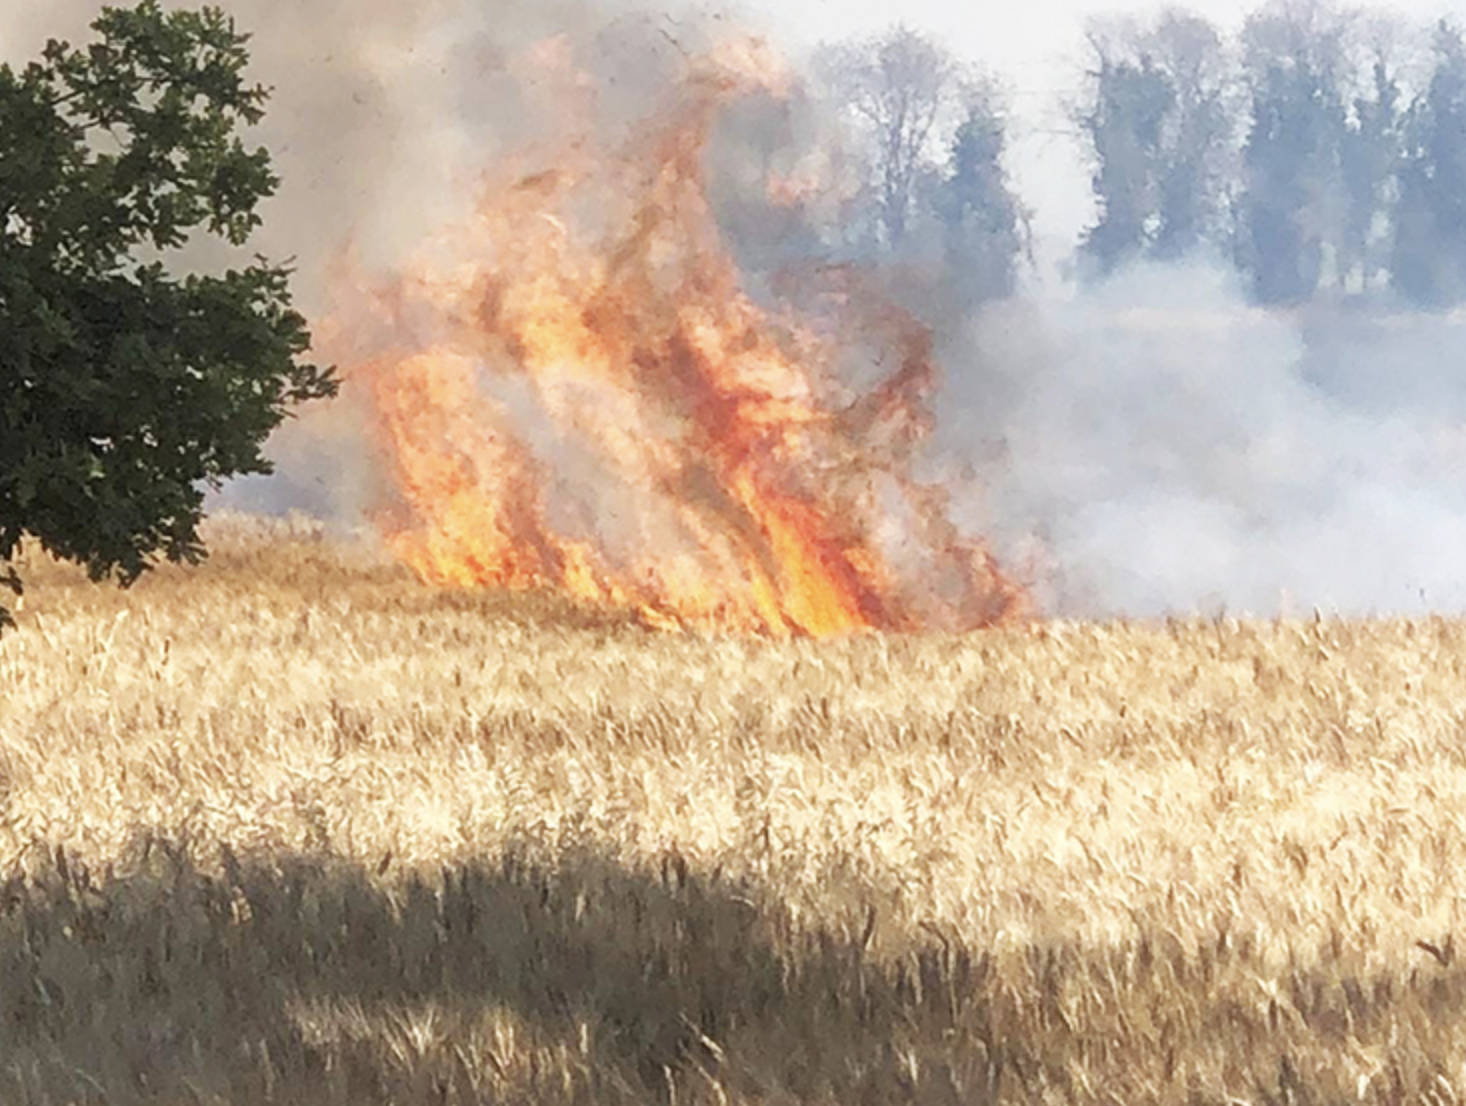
805 2 1466 309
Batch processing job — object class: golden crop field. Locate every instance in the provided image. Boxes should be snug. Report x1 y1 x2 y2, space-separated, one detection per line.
2 515 1466 1104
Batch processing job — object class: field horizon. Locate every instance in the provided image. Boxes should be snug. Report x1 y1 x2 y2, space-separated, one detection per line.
2 515 1465 1104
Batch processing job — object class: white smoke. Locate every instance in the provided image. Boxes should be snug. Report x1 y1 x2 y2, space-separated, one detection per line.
954 260 1466 616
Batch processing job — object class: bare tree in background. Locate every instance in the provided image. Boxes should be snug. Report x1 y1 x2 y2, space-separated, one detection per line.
815 26 960 250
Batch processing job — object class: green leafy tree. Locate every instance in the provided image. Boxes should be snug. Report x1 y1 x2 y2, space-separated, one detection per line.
1237 61 1333 302
938 90 1028 304
1075 10 1234 277
1337 52 1405 292
1235 0 1352 305
1078 51 1174 274
0 1 335 627
1147 11 1235 260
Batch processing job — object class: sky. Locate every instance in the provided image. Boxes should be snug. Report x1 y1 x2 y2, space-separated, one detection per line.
737 0 1459 54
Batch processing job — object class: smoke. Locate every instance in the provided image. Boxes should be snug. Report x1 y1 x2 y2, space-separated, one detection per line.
950 260 1466 617
4 0 739 292
9 0 452 303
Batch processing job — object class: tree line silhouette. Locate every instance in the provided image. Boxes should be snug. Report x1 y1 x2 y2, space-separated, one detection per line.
813 1 1466 309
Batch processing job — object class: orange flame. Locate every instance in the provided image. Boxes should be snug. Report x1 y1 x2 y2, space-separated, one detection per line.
331 37 1025 636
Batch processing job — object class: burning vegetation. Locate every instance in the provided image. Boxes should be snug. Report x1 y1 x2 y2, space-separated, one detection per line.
326 36 1024 636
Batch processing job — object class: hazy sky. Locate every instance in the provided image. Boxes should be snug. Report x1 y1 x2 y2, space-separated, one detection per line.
733 0 1466 72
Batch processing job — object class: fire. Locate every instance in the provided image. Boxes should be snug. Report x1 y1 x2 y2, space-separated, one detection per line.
330 35 1025 636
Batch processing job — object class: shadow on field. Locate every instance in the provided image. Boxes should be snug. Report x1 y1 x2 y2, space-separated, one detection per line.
0 837 1011 1106
1 837 1464 1105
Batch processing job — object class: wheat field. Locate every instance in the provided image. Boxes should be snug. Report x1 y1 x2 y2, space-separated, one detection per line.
2 515 1466 1104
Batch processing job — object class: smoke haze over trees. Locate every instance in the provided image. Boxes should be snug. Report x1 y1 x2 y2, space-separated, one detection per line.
1071 0 1466 309
1074 10 1235 275
1392 20 1466 306
808 27 1029 310
752 2 1466 314
7 0 1460 315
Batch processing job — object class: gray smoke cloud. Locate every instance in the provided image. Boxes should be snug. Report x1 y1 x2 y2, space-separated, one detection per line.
950 261 1466 617
9 2 1466 616
2 0 731 301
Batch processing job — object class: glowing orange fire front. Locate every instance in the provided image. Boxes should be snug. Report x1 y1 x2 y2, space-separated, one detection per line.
338 38 1024 636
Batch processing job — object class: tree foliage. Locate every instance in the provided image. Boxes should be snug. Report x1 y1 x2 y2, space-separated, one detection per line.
0 1 335 626
1234 0 1353 304
1391 21 1466 306
938 91 1028 304
1066 0 1466 309
1337 51 1405 291
1079 50 1175 273
1075 10 1234 276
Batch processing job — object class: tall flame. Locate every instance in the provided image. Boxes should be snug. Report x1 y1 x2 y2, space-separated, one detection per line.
330 36 1025 636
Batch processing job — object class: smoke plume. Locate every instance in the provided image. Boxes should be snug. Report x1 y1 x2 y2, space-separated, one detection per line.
9 1 1466 619
952 261 1466 617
